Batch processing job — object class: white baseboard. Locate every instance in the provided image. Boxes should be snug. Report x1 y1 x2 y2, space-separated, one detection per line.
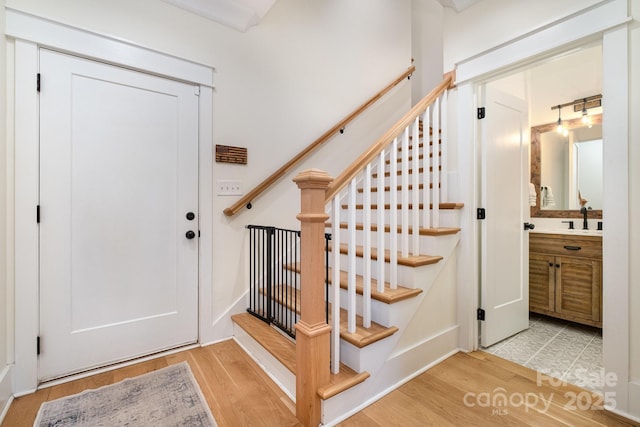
232 330 296 401
321 325 459 426
200 291 248 346
0 365 14 425
626 380 640 421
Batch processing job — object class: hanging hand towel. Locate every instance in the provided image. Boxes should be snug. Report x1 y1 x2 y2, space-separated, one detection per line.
528 183 537 207
543 186 555 207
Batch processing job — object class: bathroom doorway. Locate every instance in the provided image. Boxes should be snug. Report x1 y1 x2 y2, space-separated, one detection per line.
478 43 605 393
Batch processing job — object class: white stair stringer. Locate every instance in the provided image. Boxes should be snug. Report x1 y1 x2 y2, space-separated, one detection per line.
232 321 296 401
332 232 459 329
333 232 460 374
322 240 462 426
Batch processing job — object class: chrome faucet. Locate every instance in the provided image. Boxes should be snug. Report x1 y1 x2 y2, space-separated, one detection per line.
580 206 589 230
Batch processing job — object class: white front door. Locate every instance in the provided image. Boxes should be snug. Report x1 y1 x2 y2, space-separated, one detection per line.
38 49 200 380
479 86 530 347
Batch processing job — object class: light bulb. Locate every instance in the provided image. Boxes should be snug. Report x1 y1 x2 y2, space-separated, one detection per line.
557 117 563 133
562 128 569 137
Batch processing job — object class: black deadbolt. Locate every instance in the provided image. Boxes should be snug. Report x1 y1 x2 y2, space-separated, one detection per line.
186 212 195 220
185 230 196 239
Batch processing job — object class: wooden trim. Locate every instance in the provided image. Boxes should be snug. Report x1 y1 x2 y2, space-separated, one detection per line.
223 65 416 217
317 372 370 400
325 73 454 202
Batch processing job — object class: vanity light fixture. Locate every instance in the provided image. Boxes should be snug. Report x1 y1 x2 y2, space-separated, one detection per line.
556 105 563 134
581 98 591 126
551 94 601 133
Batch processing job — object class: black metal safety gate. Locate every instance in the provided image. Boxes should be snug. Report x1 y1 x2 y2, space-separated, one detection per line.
247 225 329 338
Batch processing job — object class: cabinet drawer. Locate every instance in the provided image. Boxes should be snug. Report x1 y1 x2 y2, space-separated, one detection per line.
530 233 602 259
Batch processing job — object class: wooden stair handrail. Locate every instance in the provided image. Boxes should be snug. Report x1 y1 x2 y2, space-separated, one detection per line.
223 65 416 217
325 71 455 202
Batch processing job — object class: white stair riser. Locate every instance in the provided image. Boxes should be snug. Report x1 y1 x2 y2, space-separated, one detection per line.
340 336 396 373
349 185 440 203
331 203 460 228
328 254 441 290
328 224 460 251
332 286 422 328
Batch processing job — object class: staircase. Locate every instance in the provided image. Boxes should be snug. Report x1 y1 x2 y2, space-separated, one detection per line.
233 75 462 425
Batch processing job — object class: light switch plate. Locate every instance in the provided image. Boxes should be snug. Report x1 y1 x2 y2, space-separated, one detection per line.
217 179 242 196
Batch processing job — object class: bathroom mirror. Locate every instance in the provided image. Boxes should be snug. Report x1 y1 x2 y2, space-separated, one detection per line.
530 114 603 219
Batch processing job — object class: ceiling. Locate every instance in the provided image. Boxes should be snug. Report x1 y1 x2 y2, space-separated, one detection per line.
435 0 482 12
162 0 482 32
160 0 277 32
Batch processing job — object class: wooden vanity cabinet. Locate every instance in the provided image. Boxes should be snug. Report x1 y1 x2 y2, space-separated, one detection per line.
529 233 602 327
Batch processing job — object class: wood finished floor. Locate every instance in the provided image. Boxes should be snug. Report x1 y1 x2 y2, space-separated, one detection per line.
2 341 638 427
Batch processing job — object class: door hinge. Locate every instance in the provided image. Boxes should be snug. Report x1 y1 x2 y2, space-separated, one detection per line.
477 107 485 119
477 208 486 220
477 308 486 321
37 336 41 355
36 205 40 223
37 73 41 92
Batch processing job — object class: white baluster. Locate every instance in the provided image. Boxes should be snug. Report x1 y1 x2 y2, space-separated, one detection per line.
422 107 431 229
432 97 440 229
440 91 448 203
348 178 357 334
389 138 398 289
377 151 385 293
411 117 420 256
331 196 341 374
363 164 372 328
401 126 410 258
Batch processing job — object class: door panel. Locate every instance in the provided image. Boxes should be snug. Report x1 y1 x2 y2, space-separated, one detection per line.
480 87 529 347
39 49 199 380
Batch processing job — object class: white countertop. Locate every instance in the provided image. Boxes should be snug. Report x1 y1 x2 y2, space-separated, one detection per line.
530 228 603 237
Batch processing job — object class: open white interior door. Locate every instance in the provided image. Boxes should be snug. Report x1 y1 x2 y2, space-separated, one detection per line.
479 85 530 348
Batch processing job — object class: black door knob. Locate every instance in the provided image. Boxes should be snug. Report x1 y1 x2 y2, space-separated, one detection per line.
186 212 195 220
185 230 196 239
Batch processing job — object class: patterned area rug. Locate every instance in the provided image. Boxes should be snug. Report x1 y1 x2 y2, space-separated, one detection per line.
34 362 217 426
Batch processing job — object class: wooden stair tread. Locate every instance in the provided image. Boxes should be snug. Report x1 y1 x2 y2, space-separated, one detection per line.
326 222 461 237
358 183 440 192
384 153 440 164
372 167 442 178
328 243 442 267
317 370 370 400
337 308 399 348
232 312 297 373
259 284 301 313
331 268 422 303
250 284 401 347
340 202 463 210
232 313 370 400
286 263 422 304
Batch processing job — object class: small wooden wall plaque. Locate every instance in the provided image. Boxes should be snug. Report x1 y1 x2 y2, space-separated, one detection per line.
215 145 247 164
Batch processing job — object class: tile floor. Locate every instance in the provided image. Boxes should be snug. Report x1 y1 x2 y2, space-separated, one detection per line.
483 313 603 392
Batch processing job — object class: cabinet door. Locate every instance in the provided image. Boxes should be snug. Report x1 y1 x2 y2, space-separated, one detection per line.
555 257 602 326
529 253 555 314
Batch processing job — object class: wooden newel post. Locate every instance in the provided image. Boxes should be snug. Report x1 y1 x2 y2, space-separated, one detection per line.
293 169 333 427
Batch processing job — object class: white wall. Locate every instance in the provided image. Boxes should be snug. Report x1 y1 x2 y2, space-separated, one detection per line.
442 0 604 71
4 0 413 350
1 0 12 417
411 0 444 104
629 0 640 391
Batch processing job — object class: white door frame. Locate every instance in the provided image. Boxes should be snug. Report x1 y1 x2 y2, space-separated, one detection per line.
7 9 214 394
454 0 630 415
